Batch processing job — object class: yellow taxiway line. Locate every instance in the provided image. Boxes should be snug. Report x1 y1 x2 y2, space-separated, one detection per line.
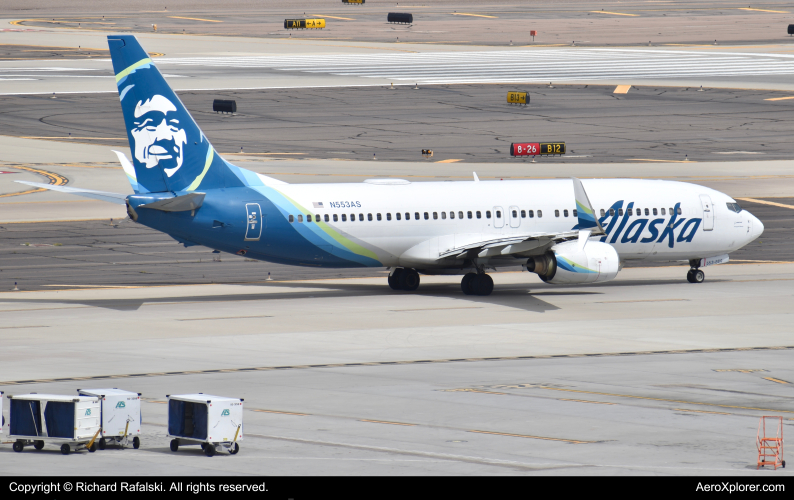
451 13 498 19
736 197 794 210
591 11 638 16
168 16 223 22
738 7 788 13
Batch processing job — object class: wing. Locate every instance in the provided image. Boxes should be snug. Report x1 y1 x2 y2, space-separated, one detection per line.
438 231 580 260
15 181 128 205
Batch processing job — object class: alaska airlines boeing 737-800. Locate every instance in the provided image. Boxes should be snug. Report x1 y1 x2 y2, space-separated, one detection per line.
19 36 764 296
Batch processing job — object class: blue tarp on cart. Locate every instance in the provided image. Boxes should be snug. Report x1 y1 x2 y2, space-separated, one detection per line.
44 401 75 439
168 399 208 440
10 399 42 436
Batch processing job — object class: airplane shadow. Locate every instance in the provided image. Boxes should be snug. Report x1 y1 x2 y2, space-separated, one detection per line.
0 276 706 313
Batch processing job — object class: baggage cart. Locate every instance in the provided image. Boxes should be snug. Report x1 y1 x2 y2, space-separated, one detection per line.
77 388 142 450
167 393 243 457
8 394 101 455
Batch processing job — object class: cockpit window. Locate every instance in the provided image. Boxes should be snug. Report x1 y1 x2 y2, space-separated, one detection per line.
726 202 742 213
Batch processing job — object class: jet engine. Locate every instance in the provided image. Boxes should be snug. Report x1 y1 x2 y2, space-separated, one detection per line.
525 239 619 284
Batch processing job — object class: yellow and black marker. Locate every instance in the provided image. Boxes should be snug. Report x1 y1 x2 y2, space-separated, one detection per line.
540 142 565 155
284 19 326 29
342 0 365 3
507 91 529 105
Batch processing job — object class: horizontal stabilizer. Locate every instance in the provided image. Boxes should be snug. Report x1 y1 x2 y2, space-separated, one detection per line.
139 192 205 212
15 181 127 205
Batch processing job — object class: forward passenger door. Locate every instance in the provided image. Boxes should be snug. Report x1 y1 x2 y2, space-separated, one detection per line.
699 195 714 231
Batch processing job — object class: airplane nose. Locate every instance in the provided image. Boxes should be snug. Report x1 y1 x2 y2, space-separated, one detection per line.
750 212 764 239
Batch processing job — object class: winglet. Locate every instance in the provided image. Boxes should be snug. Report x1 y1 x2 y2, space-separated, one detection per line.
473 172 480 182
572 177 605 235
112 150 146 194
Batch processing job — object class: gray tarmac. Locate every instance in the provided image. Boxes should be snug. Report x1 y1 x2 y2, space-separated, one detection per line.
5 84 794 163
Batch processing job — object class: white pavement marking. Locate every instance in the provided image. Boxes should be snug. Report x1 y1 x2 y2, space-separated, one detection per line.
155 48 794 84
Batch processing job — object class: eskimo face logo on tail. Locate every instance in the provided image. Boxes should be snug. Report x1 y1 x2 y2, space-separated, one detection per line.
131 95 187 178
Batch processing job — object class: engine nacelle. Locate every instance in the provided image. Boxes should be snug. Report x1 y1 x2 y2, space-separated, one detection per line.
526 240 619 284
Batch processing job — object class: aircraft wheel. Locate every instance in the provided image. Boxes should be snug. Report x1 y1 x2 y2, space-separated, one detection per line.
693 269 705 283
461 273 476 295
474 274 494 296
399 269 420 291
12 441 24 453
388 268 403 290
34 440 45 450
230 443 240 455
98 438 106 450
61 444 70 455
686 270 695 283
133 437 140 449
204 443 216 457
170 439 179 452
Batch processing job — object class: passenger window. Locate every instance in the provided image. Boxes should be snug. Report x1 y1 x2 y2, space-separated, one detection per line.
468 211 473 219
307 214 312 222
359 214 364 221
644 208 649 216
396 213 401 220
350 213 355 221
378 213 383 221
441 212 446 219
298 215 303 223
449 211 455 219
386 213 391 221
341 214 347 222
367 214 372 221
486 211 491 219
652 208 657 216
669 207 674 215
600 209 606 217
413 212 418 220
512 210 518 218
573 209 578 217
521 210 526 218
677 207 682 215
538 210 543 218
528 210 534 218
564 209 569 217
617 209 622 216
459 211 464 219
628 208 633 216
555 210 560 217
323 214 328 222
289 214 294 223
496 210 501 218
661 208 666 215
424 212 429 220
333 214 338 222
609 209 614 217
476 211 481 219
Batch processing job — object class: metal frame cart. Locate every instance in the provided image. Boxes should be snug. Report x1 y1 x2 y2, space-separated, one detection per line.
8 394 101 455
166 393 243 457
77 388 142 450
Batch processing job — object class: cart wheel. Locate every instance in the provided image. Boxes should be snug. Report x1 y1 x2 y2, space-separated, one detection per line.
170 439 179 452
61 444 70 455
782 460 786 468
98 438 106 450
34 440 45 451
204 443 216 457
200 443 207 451
88 442 97 453
132 437 140 449
230 443 239 455
12 440 24 453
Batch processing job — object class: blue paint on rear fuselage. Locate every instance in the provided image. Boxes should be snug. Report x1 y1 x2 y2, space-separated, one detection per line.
132 187 369 268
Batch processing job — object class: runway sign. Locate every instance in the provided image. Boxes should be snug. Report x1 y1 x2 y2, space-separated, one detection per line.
507 91 529 105
388 13 413 24
284 19 326 29
510 142 566 156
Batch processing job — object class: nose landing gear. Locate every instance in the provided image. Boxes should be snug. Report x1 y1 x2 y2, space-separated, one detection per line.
687 268 705 283
461 272 494 296
388 268 421 291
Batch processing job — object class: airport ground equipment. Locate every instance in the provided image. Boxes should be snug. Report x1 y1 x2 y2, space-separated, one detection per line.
387 13 413 24
77 388 142 450
8 394 101 455
757 416 785 469
284 19 326 29
167 393 243 457
0 391 3 434
213 99 236 114
510 142 566 156
789 24 794 35
422 149 433 158
507 91 529 105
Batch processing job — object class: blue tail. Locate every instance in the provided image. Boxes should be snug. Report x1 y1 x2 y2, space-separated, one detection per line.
108 35 244 193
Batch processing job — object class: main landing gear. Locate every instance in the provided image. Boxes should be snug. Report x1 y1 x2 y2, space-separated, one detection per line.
687 268 705 283
388 268 420 291
461 272 494 296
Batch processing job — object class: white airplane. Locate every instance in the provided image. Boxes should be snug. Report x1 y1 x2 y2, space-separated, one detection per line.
19 36 764 296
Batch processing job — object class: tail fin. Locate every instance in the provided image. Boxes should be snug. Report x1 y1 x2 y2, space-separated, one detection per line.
572 177 605 235
108 35 243 193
